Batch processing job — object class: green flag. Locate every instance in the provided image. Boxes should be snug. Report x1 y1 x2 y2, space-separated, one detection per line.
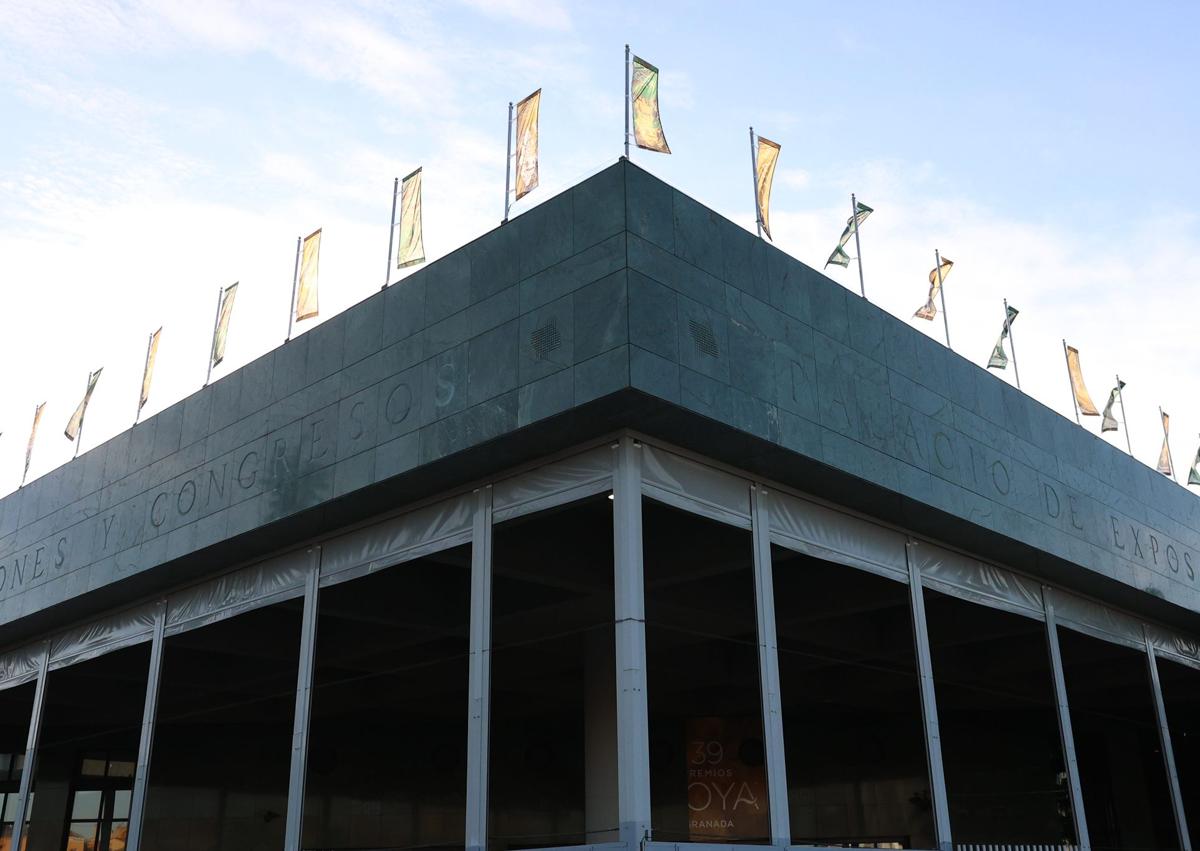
1101 380 1125 433
987 305 1018 369
1189 443 1200 486
824 201 873 269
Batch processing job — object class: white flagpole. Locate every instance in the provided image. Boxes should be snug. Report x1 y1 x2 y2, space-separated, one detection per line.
1062 339 1081 425
1004 298 1021 390
205 286 222 387
135 330 153 426
1116 374 1133 455
749 127 762 238
934 249 951 350
624 45 631 159
383 176 399 290
851 193 866 299
286 236 301 342
1161 406 1177 481
503 101 514 223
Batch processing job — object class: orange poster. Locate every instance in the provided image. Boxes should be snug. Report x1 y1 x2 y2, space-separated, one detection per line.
686 717 769 841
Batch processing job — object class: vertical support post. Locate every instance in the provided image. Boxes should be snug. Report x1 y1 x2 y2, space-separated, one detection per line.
934 249 951 350
10 642 51 851
904 541 953 851
503 102 514 223
624 45 632 159
1043 589 1092 851
284 546 322 851
851 194 867 300
205 286 222 387
1116 374 1133 455
749 127 762 239
383 176 399 290
1063 339 1081 425
466 486 494 851
1144 631 1192 850
287 236 302 342
612 437 651 847
1161 406 1177 481
126 600 166 851
1004 298 1022 390
750 485 790 846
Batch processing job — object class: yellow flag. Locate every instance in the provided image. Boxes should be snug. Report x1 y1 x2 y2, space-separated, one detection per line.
24 402 45 483
514 88 541 201
1158 410 1174 477
212 282 238 368
632 55 670 154
296 228 321 321
65 368 103 442
1064 345 1100 416
914 257 953 320
755 136 781 240
139 327 161 412
398 168 425 268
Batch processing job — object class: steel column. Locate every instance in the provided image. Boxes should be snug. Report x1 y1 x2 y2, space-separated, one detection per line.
1043 590 1092 851
125 601 167 851
284 546 323 850
10 642 50 851
466 486 494 851
1144 634 1192 850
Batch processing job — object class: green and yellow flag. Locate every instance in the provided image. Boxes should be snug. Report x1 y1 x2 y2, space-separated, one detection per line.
23 402 45 484
987 305 1018 369
914 257 953 320
824 201 873 268
65 368 103 442
632 55 670 154
1064 345 1100 416
296 228 321 322
139 327 161 413
212 282 238 368
755 136 781 240
1158 410 1174 477
514 88 541 201
397 168 425 269
1101 379 1125 433
1188 440 1200 486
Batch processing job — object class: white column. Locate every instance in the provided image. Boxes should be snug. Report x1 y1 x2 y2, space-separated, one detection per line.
284 546 322 850
10 642 51 851
1043 589 1091 851
613 437 652 846
1144 637 1192 850
125 601 166 851
466 486 494 851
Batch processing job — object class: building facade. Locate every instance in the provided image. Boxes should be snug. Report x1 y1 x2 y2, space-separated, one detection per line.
0 161 1198 851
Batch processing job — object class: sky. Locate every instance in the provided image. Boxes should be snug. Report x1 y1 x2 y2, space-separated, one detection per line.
1 0 1198 498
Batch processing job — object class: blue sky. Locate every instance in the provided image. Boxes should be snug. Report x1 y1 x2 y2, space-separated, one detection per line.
1 0 1198 493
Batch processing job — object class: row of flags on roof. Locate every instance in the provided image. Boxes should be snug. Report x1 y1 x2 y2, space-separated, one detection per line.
5 45 1200 493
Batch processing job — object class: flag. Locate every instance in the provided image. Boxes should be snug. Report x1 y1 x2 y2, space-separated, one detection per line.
914 257 953 320
1101 379 1125 433
140 327 162 413
1158 411 1173 477
987 305 1019 369
65 369 103 442
212 282 238 368
824 201 873 269
24 402 45 484
397 168 425 268
631 55 670 154
514 88 541 201
296 229 321 322
1188 441 1200 486
755 136 781 240
1063 345 1100 416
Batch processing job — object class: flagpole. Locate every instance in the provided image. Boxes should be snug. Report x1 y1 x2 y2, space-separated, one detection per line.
286 236 302 342
205 286 222 387
20 404 37 488
749 127 762 238
1161 406 1177 482
1004 298 1021 390
383 176 399 290
1062 339 1081 425
851 193 866 300
135 331 153 426
1115 374 1133 455
934 249 951 349
503 101 514 223
624 45 631 159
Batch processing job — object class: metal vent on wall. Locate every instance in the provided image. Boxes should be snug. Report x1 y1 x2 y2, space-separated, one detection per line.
688 319 720 358
530 320 562 361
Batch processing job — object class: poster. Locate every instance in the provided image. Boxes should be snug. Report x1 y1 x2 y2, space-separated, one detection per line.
686 717 768 841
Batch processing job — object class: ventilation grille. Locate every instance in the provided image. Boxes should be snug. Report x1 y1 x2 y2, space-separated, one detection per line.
688 319 720 358
530 320 562 361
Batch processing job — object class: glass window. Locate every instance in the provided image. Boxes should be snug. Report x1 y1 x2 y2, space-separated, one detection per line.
23 643 148 851
644 500 769 844
772 546 933 849
142 600 303 851
488 496 616 850
1151 657 1200 847
0 681 35 849
301 545 472 851
924 591 1075 846
1057 627 1178 851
